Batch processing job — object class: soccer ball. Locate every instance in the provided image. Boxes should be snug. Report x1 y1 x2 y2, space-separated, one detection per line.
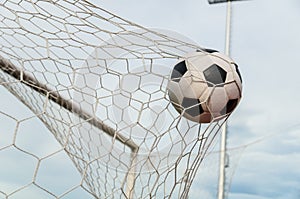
167 49 242 123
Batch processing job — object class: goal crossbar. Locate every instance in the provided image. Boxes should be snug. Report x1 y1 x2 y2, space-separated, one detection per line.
0 56 139 152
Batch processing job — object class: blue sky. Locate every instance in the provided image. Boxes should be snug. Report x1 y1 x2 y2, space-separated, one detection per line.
0 0 300 198
99 0 300 198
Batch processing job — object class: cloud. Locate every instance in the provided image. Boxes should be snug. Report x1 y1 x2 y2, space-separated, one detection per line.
227 129 300 198
91 1 300 199
231 162 299 197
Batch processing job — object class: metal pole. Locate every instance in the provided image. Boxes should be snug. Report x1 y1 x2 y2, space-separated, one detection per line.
217 1 232 199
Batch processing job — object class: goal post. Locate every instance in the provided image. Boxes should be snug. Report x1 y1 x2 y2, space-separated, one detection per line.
0 55 140 198
0 55 138 150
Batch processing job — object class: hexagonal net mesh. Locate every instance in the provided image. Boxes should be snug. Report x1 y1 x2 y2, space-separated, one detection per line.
0 0 230 198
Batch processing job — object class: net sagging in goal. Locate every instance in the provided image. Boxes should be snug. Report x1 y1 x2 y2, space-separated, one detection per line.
0 1 231 198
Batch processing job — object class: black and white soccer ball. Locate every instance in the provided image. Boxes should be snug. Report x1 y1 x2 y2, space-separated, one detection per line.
167 49 242 123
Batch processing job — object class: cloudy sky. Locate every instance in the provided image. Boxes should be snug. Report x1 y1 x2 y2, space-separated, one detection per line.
96 0 300 198
1 0 300 199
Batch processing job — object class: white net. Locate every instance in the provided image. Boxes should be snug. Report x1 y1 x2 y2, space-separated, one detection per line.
0 0 234 198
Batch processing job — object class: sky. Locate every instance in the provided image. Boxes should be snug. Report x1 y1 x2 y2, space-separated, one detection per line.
1 0 300 199
90 0 300 198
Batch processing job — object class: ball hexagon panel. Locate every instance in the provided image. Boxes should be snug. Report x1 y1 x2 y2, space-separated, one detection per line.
224 81 242 100
178 75 194 98
185 52 215 72
198 87 212 109
189 81 208 99
226 69 242 88
224 71 235 82
167 81 184 113
178 75 208 99
212 52 234 64
207 87 229 114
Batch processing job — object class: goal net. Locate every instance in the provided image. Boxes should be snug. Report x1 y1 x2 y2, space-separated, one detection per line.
0 0 232 198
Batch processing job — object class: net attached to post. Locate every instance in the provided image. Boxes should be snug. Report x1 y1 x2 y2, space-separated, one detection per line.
0 0 230 198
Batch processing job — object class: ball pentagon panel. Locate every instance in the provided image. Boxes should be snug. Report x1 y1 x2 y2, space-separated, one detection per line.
170 60 188 82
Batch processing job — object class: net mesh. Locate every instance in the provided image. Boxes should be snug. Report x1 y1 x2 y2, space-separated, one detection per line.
0 0 231 198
